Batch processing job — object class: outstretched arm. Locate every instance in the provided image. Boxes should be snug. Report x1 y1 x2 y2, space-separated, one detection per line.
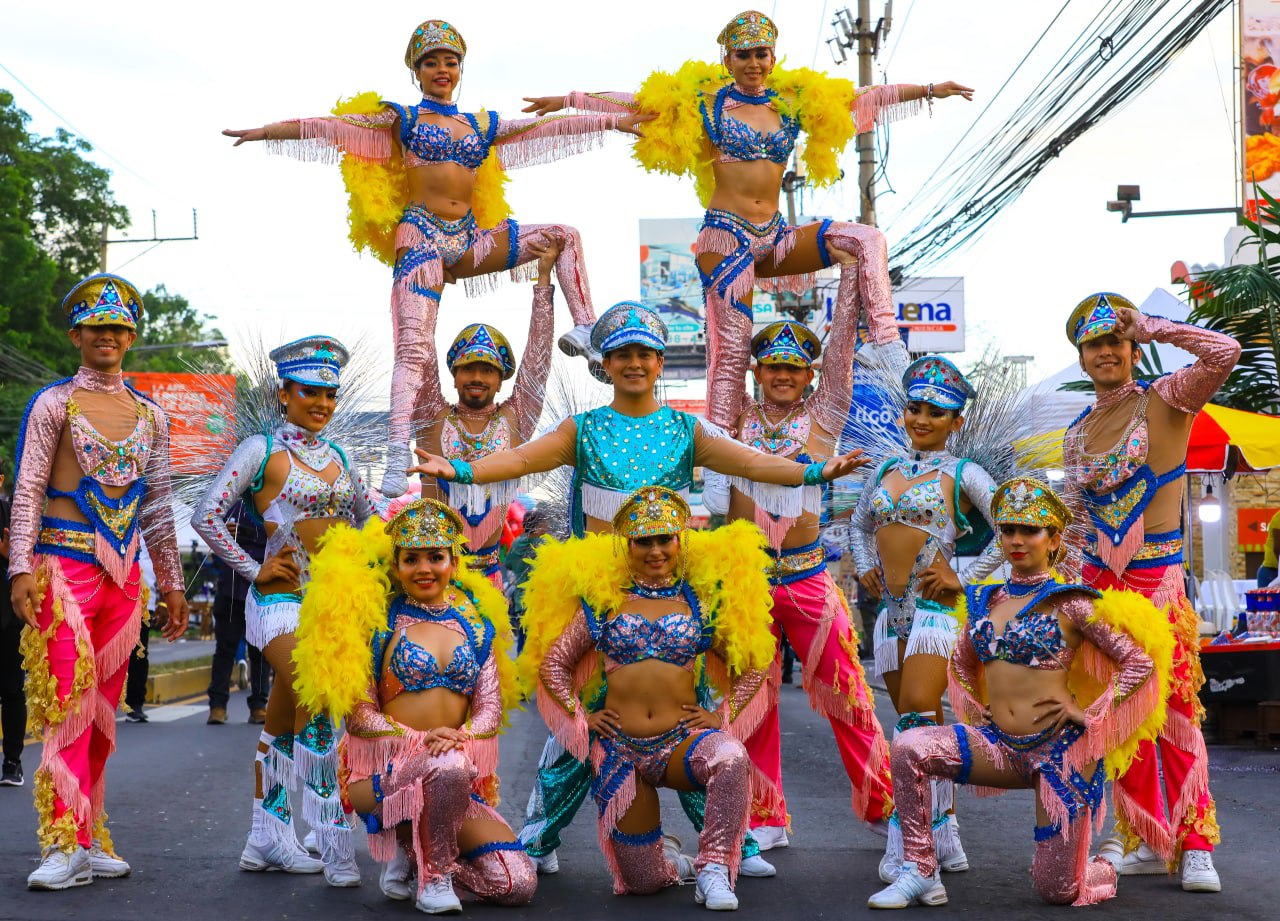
223 107 399 162
694 423 869 485
409 417 578 485
850 81 972 134
522 92 639 115
492 110 648 170
506 237 561 441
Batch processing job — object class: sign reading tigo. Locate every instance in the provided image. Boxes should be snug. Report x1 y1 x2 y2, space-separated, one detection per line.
1243 1 1280 220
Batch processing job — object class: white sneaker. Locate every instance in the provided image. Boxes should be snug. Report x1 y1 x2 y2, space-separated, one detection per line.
301 829 320 856
1096 835 1125 873
878 820 903 884
751 826 789 851
324 853 362 887
867 862 948 909
1180 850 1221 893
380 444 412 499
380 848 413 900
739 854 776 878
937 815 968 873
1120 842 1166 876
415 873 462 914
239 837 325 873
865 819 891 839
663 834 696 882
27 847 93 890
557 325 594 359
695 862 739 911
89 844 131 878
529 849 559 875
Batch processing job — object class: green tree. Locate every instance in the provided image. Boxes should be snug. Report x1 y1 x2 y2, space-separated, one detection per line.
130 285 233 374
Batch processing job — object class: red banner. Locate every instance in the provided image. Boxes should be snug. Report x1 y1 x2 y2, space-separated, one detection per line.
1239 507 1280 553
124 372 236 471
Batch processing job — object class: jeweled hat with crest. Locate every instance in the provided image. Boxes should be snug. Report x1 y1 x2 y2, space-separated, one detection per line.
405 19 466 68
752 320 821 368
591 301 668 355
902 355 974 412
63 273 144 330
718 10 779 53
447 323 515 380
1065 292 1135 346
613 486 691 540
385 498 468 551
269 335 349 388
993 477 1071 533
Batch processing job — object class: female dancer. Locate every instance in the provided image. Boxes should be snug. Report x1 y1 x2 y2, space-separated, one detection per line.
293 502 533 914
850 356 1003 878
521 9 971 429
192 336 381 885
867 478 1171 908
223 19 649 495
520 487 776 910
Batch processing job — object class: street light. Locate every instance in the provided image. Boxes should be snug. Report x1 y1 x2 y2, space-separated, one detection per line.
1198 483 1221 524
1106 184 1239 223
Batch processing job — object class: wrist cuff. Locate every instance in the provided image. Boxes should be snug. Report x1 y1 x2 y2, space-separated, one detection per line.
449 458 475 485
803 462 826 486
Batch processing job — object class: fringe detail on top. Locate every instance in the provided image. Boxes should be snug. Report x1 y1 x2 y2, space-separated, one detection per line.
344 729 426 781
851 84 923 134
535 684 590 761
729 478 821 547
495 115 617 171
295 116 394 162
446 480 517 550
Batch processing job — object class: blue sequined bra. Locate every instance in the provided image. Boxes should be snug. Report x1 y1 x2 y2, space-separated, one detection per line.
387 628 480 695
700 86 798 165
385 102 496 170
967 580 1098 670
586 584 713 672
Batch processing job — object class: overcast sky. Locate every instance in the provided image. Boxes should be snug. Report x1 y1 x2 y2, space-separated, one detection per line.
2 1 1243 403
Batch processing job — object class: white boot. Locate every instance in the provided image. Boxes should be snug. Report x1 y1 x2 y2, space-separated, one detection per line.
415 873 462 914
695 862 739 911
379 847 413 900
380 444 412 498
750 826 789 851
301 829 320 856
27 848 93 890
935 814 968 872
867 861 948 909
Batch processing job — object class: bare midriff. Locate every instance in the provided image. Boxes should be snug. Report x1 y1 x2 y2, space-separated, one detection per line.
605 659 699 738
707 159 785 224
727 489 820 549
874 470 960 602
982 597 1080 736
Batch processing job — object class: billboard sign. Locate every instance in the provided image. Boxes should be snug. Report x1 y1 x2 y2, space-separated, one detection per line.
815 276 964 353
639 218 705 348
124 372 236 472
1243 1 1280 219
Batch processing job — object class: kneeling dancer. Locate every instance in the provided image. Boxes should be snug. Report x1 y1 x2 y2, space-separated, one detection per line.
521 488 776 910
869 478 1172 909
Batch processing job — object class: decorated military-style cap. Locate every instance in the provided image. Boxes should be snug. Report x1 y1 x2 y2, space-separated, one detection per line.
62 273 144 330
385 497 467 551
993 477 1072 533
1065 292 1136 346
613 486 691 540
902 356 974 412
591 301 668 355
447 323 514 380
269 335 349 388
752 321 821 368
718 10 779 52
405 19 466 68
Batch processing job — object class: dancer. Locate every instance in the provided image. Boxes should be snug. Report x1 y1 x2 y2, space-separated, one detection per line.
192 336 382 886
9 274 189 889
521 487 775 909
1063 293 1239 891
223 18 649 496
411 300 868 874
416 235 562 585
868 477 1172 908
850 355 1006 879
723 303 895 847
293 502 533 913
522 9 970 428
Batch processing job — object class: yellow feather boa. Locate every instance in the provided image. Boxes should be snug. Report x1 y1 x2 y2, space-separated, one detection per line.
517 520 777 701
952 584 1173 779
293 517 518 724
331 92 512 267
632 61 856 208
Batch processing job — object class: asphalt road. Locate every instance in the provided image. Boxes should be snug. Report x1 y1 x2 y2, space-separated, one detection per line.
0 677 1275 921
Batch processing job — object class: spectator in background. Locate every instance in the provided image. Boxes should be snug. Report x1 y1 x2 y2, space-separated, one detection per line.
123 542 161 723
207 501 270 725
1259 509 1280 589
504 509 549 652
0 464 25 786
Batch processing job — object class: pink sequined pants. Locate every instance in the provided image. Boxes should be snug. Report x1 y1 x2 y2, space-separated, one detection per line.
30 555 143 851
389 218 595 450
743 570 892 828
700 215 898 429
891 723 1117 906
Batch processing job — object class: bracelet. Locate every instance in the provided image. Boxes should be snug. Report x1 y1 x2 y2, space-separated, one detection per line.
802 462 826 486
925 84 934 117
448 458 475 485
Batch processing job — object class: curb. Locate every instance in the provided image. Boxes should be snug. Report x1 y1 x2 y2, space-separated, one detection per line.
146 662 212 705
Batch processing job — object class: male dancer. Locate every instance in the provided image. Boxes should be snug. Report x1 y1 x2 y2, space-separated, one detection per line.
1063 292 1239 892
723 258 895 845
413 235 561 585
9 274 189 889
411 299 870 875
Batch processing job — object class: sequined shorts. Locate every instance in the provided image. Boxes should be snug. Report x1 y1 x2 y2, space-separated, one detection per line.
592 725 718 810
246 585 303 650
395 205 519 284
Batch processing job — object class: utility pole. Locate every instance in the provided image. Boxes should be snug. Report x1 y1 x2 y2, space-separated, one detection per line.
101 209 200 271
828 3 892 227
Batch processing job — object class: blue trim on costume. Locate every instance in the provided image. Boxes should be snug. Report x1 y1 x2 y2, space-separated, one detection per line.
13 377 73 486
251 586 304 605
460 840 525 862
504 218 520 271
817 219 834 267
953 725 973 785
360 811 382 834
33 516 98 565
681 729 716 790
372 773 385 803
46 478 147 562
1033 822 1062 842
610 826 663 847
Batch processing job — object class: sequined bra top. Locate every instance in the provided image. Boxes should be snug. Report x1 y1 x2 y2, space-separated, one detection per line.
377 597 493 701
701 86 799 165
868 468 953 541
585 585 713 673
66 396 153 487
385 102 496 170
270 433 359 524
967 579 1099 670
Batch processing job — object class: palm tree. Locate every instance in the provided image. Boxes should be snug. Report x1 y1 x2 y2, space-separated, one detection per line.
1186 186 1280 415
